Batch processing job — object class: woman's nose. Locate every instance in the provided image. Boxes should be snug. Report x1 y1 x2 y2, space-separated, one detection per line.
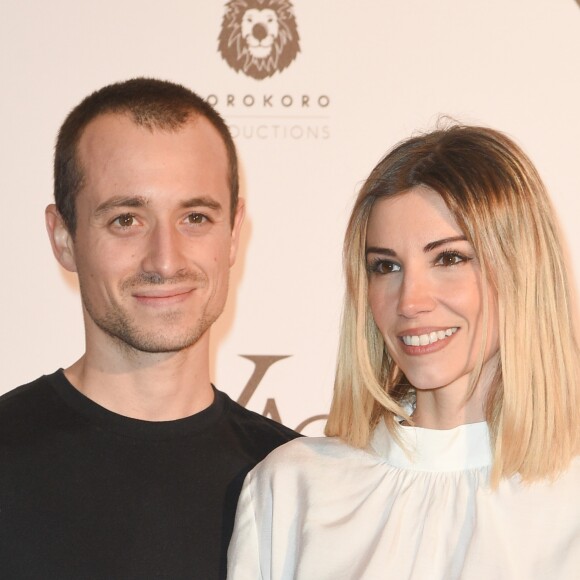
396 271 436 318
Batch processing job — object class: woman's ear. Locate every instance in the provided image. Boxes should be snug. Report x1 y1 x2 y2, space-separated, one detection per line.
45 204 77 272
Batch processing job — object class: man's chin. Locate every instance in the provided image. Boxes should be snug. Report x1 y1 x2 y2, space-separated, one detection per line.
119 326 211 352
98 322 210 355
87 305 221 355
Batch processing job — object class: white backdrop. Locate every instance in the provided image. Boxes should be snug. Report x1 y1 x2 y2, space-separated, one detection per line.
1 0 579 436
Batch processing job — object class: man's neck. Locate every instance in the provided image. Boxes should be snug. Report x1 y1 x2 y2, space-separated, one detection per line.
64 335 214 421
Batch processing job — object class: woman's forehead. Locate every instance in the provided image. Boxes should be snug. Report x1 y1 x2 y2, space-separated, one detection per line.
366 187 464 246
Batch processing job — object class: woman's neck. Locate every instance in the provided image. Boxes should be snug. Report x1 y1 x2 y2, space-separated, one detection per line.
411 353 499 429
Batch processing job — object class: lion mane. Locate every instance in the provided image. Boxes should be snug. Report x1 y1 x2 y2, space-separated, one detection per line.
218 0 301 80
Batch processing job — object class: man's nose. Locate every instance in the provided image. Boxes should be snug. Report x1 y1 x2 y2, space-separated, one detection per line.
396 271 436 318
141 224 188 279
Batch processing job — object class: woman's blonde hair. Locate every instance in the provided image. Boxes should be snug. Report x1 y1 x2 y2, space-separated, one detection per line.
325 124 580 483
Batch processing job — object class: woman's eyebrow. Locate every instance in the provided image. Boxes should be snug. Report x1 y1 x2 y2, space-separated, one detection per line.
423 236 467 253
365 246 396 258
366 236 468 258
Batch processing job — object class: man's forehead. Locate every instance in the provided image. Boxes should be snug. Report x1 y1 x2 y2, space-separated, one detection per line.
80 112 172 149
77 111 225 157
76 112 228 175
74 112 231 212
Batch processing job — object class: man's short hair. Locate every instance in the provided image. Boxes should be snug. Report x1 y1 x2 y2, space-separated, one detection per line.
54 78 238 234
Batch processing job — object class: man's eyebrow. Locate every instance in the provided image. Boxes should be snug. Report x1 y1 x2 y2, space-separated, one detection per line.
93 195 224 218
93 196 148 217
365 236 468 258
180 197 223 212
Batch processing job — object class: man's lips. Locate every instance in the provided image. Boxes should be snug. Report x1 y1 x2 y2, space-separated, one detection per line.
132 288 194 305
397 326 459 355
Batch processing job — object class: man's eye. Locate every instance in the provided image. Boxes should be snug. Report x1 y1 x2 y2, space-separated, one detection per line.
186 213 207 225
113 214 136 228
366 259 401 275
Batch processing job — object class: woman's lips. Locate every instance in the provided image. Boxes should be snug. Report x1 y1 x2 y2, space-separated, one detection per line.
398 326 459 355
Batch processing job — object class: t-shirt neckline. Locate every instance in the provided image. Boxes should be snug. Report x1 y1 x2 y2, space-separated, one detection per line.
46 369 228 440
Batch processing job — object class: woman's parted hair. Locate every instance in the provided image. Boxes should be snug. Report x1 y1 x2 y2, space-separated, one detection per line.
325 124 580 483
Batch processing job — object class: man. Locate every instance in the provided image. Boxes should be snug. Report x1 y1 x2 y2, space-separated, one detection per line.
0 78 297 579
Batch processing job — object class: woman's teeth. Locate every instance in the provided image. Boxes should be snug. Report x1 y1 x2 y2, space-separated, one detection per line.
401 327 458 347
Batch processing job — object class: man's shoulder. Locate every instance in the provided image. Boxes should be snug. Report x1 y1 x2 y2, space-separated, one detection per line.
0 373 55 412
216 390 301 453
0 372 64 437
219 390 300 440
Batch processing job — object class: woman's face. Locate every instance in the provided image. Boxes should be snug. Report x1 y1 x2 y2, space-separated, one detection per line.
366 186 499 396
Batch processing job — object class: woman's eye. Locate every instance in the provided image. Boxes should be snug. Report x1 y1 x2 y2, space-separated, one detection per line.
367 259 401 275
113 214 136 228
436 251 468 267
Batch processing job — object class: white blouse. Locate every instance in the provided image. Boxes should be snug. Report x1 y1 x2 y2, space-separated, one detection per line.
227 421 580 579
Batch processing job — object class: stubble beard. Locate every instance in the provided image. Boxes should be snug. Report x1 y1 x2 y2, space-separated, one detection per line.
79 271 226 354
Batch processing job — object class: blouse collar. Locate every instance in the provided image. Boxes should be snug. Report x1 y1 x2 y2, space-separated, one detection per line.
370 419 493 472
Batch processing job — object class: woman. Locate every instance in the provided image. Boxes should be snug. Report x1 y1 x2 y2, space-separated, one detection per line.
227 125 580 579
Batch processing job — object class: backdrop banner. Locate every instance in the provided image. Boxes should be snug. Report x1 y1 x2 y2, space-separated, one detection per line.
1 0 579 435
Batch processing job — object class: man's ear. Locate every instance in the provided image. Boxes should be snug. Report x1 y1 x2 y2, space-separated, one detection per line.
229 198 246 267
45 204 77 272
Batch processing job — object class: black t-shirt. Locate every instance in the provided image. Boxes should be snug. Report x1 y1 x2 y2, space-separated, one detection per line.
0 370 299 579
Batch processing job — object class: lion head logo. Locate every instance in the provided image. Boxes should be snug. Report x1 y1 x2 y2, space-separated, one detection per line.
218 0 301 80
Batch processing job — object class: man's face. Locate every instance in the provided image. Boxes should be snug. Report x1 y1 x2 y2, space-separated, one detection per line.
49 113 243 354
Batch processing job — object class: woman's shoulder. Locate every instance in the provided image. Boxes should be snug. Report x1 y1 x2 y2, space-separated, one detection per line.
248 435 374 483
258 434 357 463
